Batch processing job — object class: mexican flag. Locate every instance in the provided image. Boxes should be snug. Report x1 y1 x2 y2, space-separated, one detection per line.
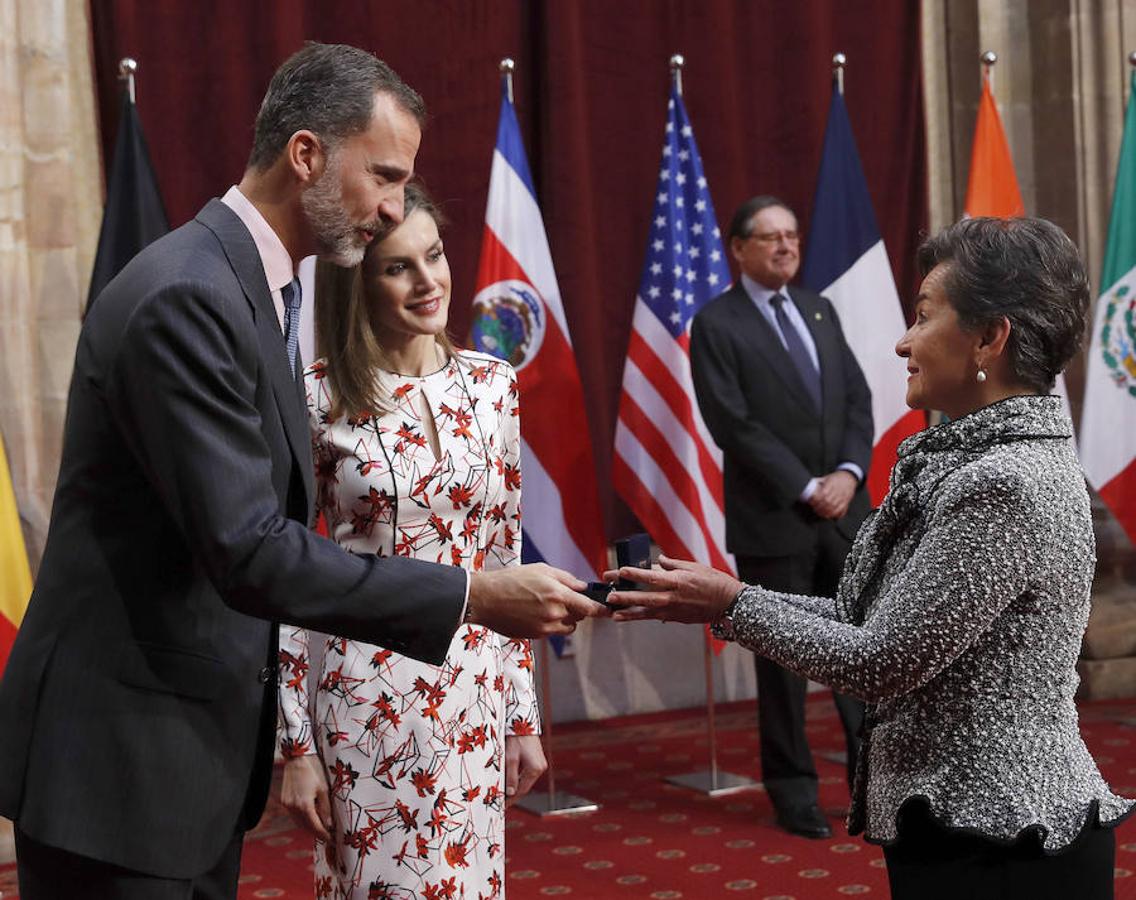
1080 69 1136 543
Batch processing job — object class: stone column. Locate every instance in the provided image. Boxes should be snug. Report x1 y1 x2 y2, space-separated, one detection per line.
923 0 1136 699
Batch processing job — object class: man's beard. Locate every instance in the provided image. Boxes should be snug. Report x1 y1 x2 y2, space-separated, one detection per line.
301 155 375 268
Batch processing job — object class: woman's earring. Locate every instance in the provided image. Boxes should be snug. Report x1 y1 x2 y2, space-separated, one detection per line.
976 369 987 384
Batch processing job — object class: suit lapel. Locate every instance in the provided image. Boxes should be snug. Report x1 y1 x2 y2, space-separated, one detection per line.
195 200 314 511
729 285 816 413
788 287 841 420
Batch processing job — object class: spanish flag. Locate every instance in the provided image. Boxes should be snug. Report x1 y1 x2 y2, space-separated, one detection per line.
0 436 31 674
964 75 1025 217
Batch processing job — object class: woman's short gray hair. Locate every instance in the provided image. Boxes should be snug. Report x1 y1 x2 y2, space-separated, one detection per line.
917 217 1091 393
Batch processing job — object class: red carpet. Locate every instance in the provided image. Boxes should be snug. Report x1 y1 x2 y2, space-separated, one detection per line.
0 696 1133 898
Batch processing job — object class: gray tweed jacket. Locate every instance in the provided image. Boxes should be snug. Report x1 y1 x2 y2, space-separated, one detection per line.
723 395 1134 850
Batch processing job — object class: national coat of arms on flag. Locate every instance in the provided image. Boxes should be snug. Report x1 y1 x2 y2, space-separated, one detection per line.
469 80 607 623
1081 67 1136 542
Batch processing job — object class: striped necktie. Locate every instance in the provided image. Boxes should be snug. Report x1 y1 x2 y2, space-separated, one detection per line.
771 293 822 410
281 277 302 377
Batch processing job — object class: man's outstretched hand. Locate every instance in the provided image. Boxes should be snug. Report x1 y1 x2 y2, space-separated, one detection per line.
467 563 610 637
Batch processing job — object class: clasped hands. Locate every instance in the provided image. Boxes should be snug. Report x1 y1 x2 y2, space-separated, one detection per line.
808 469 857 520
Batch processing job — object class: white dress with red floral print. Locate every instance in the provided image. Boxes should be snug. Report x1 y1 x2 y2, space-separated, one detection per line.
279 350 538 900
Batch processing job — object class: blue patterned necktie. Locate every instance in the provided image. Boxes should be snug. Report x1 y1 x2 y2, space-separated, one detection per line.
770 293 822 410
281 277 302 376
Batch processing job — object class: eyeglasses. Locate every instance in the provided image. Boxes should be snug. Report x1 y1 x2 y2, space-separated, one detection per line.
745 230 800 245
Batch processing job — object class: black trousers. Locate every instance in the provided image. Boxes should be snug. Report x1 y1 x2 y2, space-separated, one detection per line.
738 524 864 814
884 799 1116 900
15 827 245 900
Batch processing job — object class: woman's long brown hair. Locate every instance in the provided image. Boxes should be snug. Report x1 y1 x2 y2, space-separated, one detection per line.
313 182 457 419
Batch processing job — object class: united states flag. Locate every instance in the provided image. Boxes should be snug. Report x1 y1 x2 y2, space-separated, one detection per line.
614 86 733 575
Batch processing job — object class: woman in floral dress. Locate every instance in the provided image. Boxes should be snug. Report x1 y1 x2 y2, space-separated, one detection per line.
278 184 544 900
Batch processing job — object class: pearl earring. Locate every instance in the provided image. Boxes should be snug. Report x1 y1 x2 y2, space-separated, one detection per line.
976 369 987 384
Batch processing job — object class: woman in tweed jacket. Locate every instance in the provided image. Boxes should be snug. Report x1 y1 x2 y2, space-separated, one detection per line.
610 217 1134 899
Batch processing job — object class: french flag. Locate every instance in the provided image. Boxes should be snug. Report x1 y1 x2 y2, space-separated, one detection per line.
470 83 607 589
801 83 923 504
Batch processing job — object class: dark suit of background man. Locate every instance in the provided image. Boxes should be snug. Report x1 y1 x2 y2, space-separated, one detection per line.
0 43 604 900
690 196 872 840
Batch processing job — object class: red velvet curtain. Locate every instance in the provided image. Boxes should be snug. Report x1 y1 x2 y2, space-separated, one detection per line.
90 0 926 537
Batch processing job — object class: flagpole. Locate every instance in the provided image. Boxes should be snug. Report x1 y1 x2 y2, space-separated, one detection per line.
1129 51 1136 111
492 55 597 819
514 638 600 818
661 52 756 799
499 56 514 104
118 57 137 104
804 51 865 774
670 53 684 96
982 50 997 92
514 636 598 816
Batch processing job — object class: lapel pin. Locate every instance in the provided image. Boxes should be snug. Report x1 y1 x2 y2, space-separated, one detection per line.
814 312 823 321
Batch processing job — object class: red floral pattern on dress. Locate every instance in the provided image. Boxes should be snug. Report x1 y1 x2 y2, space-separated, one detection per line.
279 351 537 899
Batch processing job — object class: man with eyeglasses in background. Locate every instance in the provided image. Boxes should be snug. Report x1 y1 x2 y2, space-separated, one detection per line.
689 195 873 840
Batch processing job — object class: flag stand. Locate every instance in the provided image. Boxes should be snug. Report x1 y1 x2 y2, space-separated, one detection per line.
514 638 600 816
664 631 758 796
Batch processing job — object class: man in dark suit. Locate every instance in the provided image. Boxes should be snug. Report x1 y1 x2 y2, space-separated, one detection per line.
0 44 605 899
690 195 872 839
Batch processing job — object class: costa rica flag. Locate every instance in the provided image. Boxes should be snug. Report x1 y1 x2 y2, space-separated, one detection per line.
470 82 607 630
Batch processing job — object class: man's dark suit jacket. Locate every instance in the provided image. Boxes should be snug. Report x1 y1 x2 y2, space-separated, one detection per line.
0 200 467 879
690 283 874 557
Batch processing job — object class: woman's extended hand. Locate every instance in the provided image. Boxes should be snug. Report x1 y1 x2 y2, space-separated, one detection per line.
504 734 547 807
604 555 743 624
281 754 333 842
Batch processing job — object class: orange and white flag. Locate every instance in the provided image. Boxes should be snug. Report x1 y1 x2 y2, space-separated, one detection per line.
964 75 1025 218
964 72 1075 426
